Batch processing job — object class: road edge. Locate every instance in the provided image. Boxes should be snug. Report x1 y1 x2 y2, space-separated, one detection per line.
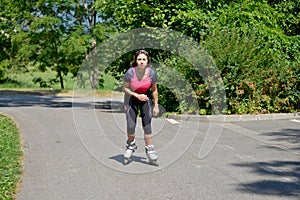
167 112 300 122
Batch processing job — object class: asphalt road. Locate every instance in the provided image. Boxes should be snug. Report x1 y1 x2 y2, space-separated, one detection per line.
0 94 299 200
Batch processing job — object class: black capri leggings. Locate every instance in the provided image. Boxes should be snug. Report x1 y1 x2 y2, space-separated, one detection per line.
124 97 153 135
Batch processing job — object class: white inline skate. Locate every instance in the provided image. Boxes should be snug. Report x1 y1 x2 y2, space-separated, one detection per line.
123 140 137 165
145 145 159 166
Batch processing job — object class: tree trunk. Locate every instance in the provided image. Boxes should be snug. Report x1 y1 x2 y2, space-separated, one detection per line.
82 0 98 89
58 70 64 89
90 38 98 89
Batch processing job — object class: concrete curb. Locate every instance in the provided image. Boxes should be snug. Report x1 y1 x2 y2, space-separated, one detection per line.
167 112 300 122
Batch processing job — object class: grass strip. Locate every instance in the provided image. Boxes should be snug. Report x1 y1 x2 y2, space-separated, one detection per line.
0 114 23 200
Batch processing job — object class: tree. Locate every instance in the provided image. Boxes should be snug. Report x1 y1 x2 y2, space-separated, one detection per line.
97 0 196 30
200 0 300 113
77 0 115 89
10 0 114 89
1 0 298 113
0 0 31 82
98 0 299 113
10 0 88 89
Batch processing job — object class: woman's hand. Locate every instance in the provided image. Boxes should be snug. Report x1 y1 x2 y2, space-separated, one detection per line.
153 104 159 117
135 94 149 102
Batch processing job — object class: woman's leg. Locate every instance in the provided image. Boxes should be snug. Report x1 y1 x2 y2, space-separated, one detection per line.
124 100 138 162
140 100 153 145
144 134 152 146
141 99 158 163
125 100 138 141
127 134 135 142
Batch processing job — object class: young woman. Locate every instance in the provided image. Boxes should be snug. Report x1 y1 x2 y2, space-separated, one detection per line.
123 50 159 165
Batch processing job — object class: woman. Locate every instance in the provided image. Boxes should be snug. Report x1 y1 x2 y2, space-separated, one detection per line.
123 49 159 165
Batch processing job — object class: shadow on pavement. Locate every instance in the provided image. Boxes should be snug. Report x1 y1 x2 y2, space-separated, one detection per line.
109 154 148 165
0 95 89 108
0 96 61 107
95 100 124 113
263 128 300 151
0 93 124 112
0 90 62 96
232 126 300 196
232 160 300 196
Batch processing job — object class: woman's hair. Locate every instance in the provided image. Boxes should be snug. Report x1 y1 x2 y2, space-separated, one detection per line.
130 49 151 67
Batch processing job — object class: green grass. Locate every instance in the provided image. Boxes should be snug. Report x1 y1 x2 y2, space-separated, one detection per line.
0 70 118 93
0 114 23 200
1 71 75 90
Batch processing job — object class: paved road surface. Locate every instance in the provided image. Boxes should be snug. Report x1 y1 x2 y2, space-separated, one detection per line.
0 94 299 200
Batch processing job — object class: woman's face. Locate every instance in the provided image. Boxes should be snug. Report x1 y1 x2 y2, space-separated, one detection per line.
136 53 148 69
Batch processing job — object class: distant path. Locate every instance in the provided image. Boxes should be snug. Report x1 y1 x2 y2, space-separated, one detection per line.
0 94 299 200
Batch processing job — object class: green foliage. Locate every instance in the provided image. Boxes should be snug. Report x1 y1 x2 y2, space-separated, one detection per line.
98 0 196 30
32 77 59 88
169 8 211 42
0 62 8 83
2 0 114 89
157 85 180 113
203 0 300 113
1 70 72 90
0 114 23 200
153 55 202 114
0 0 299 114
72 0 300 114
268 0 300 36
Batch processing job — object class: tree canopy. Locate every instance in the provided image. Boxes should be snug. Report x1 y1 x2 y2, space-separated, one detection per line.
0 0 299 114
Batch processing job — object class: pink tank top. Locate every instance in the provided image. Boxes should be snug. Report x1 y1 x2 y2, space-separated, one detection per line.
129 67 152 94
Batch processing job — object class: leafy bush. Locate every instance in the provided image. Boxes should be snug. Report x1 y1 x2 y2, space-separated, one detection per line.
153 54 207 114
203 26 299 113
32 77 59 88
1 0 299 114
0 61 9 83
